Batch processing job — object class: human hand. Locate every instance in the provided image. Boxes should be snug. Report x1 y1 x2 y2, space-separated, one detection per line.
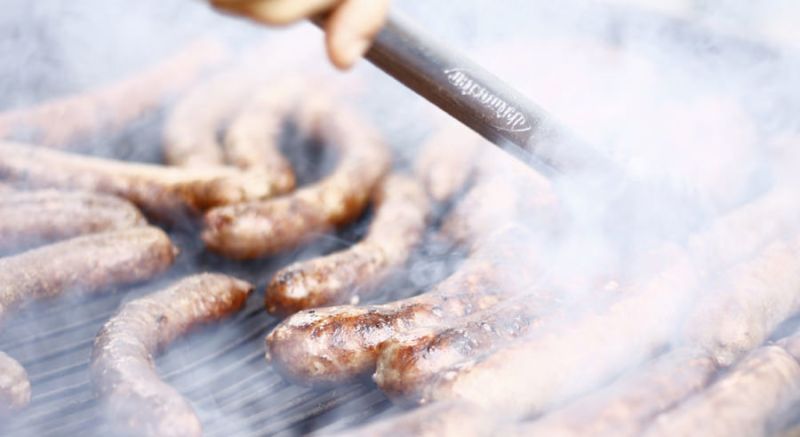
210 0 391 69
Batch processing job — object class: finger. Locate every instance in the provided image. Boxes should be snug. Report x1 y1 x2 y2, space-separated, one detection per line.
324 0 390 69
212 0 344 26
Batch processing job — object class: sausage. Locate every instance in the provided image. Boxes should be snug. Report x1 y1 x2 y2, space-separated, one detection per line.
413 122 483 203
266 257 501 386
414 253 697 418
688 187 800 270
442 147 559 247
222 77 303 183
265 225 547 386
91 273 253 437
0 227 176 320
0 141 277 221
323 401 497 437
644 345 800 437
162 69 249 168
0 351 29 414
0 39 225 148
512 349 718 437
0 189 146 255
203 104 391 259
373 294 553 404
682 234 800 366
266 173 430 315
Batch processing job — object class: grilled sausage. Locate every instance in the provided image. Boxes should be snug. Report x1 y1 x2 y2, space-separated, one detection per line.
512 349 718 437
266 257 501 386
0 351 29 414
0 40 224 147
0 190 146 254
374 293 553 404
162 69 249 168
266 174 430 315
413 123 482 203
266 226 547 386
324 401 497 437
414 254 697 418
203 104 391 259
688 187 800 270
683 234 800 366
0 141 276 221
644 345 800 437
91 273 253 437
223 77 303 183
0 227 176 321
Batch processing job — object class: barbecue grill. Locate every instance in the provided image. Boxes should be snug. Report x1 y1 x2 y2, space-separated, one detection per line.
1 1 799 436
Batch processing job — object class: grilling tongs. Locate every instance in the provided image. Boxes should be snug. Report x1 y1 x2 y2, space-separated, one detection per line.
324 12 615 179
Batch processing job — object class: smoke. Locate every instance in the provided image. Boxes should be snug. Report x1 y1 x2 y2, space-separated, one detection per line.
2 0 800 435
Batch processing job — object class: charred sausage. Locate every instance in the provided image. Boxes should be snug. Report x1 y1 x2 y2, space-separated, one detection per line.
266 174 430 315
91 273 252 437
265 226 547 386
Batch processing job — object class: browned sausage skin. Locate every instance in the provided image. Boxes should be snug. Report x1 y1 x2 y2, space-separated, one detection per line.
0 142 277 221
266 173 430 315
0 40 225 148
266 257 502 386
265 226 546 386
374 294 552 404
91 273 253 437
0 190 146 255
0 351 29 415
203 104 391 259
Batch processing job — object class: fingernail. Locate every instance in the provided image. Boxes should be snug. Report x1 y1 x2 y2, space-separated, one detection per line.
342 37 370 68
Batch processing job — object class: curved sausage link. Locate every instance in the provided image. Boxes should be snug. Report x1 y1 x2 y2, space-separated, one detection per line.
203 104 391 259
163 69 250 168
0 351 29 414
223 77 305 181
266 173 430 315
0 190 146 255
91 273 252 437
0 40 225 148
0 141 276 221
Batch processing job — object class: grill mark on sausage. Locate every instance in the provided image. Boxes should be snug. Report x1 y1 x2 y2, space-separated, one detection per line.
91 273 253 437
0 40 225 148
203 103 391 259
266 174 430 315
0 141 277 221
0 190 146 255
